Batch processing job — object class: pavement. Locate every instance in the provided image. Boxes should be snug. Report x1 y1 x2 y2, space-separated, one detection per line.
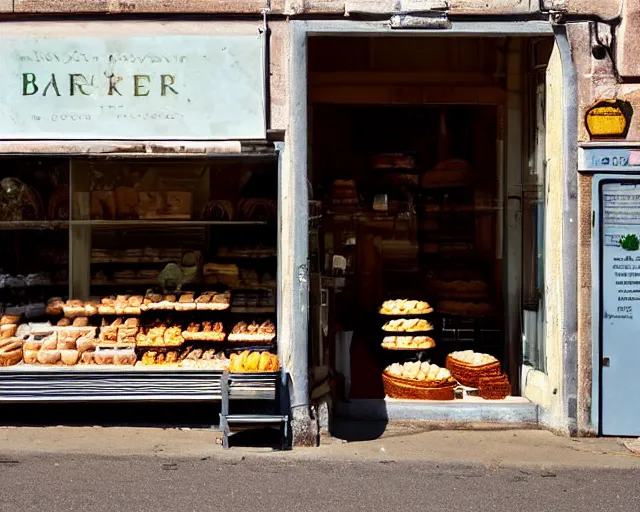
1 425 639 511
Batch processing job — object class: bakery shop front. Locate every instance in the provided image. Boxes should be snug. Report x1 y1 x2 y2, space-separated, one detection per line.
0 20 291 444
298 19 578 433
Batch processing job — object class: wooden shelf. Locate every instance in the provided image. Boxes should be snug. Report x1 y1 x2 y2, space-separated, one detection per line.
0 221 69 230
71 220 267 227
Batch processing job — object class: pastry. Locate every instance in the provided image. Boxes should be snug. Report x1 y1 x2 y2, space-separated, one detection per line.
73 317 89 327
114 351 136 366
0 324 17 339
98 297 117 315
41 334 58 350
37 349 61 365
60 349 79 365
141 351 158 365
448 350 498 366
81 351 94 364
165 351 179 364
0 339 23 366
228 350 279 373
382 318 433 332
57 318 71 326
1 314 21 325
23 349 38 364
379 300 433 316
76 336 96 354
163 326 184 346
182 321 225 341
84 302 99 316
46 298 64 316
385 362 455 386
175 293 196 311
63 300 87 318
381 336 436 350
228 320 276 342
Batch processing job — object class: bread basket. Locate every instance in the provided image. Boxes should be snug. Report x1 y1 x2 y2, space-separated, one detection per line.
478 374 511 400
382 372 455 400
445 355 502 388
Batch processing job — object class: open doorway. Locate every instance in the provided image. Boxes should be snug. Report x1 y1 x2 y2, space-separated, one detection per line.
307 34 554 415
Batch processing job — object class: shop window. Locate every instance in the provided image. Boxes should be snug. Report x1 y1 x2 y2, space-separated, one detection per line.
0 156 279 373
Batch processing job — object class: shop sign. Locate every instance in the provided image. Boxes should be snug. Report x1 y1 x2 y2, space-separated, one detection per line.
0 34 266 140
585 100 633 140
601 183 640 327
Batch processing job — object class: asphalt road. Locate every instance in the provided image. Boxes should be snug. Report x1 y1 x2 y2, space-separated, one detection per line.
1 454 639 512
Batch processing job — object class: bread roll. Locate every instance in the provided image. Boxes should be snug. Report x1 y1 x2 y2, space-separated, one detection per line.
37 349 61 365
1 315 21 326
23 339 43 351
1 324 17 339
61 350 79 365
258 352 270 371
81 351 94 364
23 349 38 364
42 335 58 350
57 339 77 351
76 337 95 354
246 351 261 371
72 317 89 327
114 352 136 366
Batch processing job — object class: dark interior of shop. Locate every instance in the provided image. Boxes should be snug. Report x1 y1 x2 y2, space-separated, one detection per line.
308 35 552 402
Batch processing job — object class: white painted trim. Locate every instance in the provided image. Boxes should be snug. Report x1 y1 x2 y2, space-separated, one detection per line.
298 19 554 36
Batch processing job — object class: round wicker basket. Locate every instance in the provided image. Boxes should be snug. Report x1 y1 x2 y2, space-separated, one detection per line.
445 355 502 388
382 372 455 400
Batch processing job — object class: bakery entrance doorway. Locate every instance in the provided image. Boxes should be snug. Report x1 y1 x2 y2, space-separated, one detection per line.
307 35 553 423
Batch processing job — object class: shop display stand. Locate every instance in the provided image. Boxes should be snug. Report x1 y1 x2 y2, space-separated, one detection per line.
379 310 436 364
220 370 289 450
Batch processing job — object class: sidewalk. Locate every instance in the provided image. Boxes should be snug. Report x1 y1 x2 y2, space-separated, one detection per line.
1 424 638 470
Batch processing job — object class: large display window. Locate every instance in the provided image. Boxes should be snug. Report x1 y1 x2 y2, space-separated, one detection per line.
0 156 279 376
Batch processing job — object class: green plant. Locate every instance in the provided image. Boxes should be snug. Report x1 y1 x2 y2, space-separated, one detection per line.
620 234 640 251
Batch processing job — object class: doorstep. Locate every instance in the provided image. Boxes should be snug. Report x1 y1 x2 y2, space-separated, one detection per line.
335 396 538 425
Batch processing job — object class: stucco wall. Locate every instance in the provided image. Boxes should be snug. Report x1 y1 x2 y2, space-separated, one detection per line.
523 42 567 431
0 0 624 17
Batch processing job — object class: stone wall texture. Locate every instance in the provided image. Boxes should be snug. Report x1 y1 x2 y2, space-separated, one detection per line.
3 0 625 16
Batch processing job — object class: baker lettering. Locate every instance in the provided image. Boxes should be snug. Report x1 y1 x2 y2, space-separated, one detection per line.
21 73 179 97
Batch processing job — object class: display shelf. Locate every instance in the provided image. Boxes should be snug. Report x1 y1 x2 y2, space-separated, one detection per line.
0 221 69 230
70 220 267 227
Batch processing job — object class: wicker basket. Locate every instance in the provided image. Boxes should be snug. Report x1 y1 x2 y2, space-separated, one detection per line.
445 355 502 388
382 372 455 400
478 374 511 400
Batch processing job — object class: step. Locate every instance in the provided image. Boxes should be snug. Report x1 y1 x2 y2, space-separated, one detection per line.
223 414 288 424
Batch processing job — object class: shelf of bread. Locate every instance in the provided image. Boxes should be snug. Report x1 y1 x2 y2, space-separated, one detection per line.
182 321 226 342
139 347 230 370
381 336 435 350
228 350 280 373
0 307 278 368
228 321 276 342
382 318 434 333
46 291 231 317
379 299 433 316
